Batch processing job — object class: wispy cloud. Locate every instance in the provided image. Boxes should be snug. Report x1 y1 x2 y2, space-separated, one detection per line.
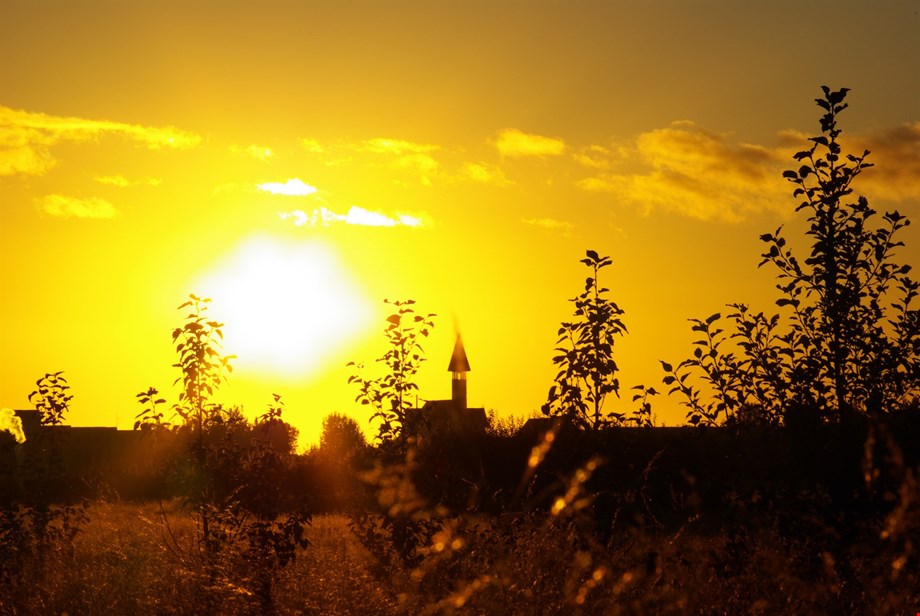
231 144 274 161
854 121 920 203
257 178 318 196
358 137 438 155
495 128 566 158
39 194 118 219
522 217 574 234
94 174 161 187
297 136 442 183
572 144 630 170
301 138 325 154
579 121 786 222
460 162 512 186
577 119 920 222
357 138 441 185
0 105 200 176
279 206 427 228
390 153 439 186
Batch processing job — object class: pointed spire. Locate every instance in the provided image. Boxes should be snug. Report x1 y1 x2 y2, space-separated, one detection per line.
448 334 471 373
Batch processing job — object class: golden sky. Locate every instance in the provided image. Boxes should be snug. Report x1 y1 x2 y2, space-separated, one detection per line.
2 1 919 445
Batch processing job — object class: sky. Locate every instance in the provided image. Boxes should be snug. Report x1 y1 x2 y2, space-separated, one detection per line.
2 0 919 446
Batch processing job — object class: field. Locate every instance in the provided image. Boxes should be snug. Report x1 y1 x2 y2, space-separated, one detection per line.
3 413 920 614
2 477 917 616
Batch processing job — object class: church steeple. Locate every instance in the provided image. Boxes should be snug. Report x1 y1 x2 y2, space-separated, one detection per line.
448 334 470 409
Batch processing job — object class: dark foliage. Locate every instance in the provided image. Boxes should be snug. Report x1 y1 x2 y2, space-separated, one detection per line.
349 299 436 449
666 87 920 426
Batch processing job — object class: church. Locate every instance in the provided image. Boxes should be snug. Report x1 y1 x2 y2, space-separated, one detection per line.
407 334 488 437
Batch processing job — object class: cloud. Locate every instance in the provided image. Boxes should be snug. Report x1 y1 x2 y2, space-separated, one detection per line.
522 217 574 234
759 124 920 205
298 136 442 183
231 144 274 160
39 194 118 219
391 153 439 186
579 121 788 222
257 178 318 196
354 138 441 185
279 205 427 228
0 105 201 176
854 122 920 203
0 144 55 176
460 162 512 186
572 144 631 170
359 137 438 155
95 174 161 187
495 128 566 158
301 138 325 154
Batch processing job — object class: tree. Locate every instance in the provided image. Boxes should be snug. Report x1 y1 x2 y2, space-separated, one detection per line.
543 250 629 430
171 294 235 445
139 295 310 612
348 299 436 446
665 86 920 425
318 412 367 464
26 371 73 479
1 372 87 599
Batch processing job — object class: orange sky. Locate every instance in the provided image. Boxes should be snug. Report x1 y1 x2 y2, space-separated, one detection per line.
2 1 919 446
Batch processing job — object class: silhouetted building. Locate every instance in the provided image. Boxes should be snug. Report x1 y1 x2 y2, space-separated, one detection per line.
8 409 178 497
14 409 41 440
409 334 487 437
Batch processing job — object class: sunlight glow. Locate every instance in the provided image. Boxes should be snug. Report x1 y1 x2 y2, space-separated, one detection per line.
0 408 26 444
195 237 373 377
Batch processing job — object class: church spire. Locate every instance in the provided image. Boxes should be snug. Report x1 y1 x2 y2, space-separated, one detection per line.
448 334 470 409
448 334 471 373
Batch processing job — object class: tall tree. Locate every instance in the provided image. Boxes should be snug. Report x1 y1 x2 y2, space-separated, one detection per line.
666 87 920 425
543 250 628 430
348 299 436 446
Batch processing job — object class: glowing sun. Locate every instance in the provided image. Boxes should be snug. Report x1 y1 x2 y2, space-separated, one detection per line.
195 236 372 377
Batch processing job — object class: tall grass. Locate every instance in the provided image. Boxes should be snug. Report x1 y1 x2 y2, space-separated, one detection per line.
1 456 917 616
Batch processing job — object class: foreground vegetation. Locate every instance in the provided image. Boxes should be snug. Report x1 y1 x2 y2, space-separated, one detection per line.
2 447 917 616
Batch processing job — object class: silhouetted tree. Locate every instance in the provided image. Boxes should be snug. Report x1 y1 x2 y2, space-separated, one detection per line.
665 87 920 425
1 372 87 599
543 250 628 430
348 299 435 448
318 412 367 464
135 296 310 612
253 393 300 456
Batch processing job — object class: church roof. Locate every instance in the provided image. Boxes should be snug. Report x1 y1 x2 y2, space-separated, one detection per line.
447 334 471 372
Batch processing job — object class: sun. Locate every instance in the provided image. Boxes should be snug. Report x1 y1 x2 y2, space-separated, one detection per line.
195 236 373 378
